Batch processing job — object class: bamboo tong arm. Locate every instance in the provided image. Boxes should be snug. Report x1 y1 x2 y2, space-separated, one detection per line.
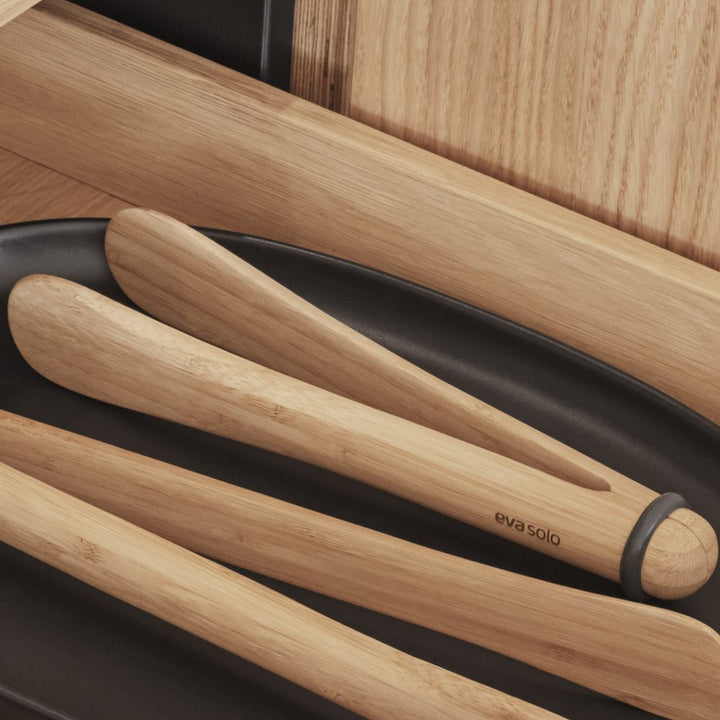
106 208 616 494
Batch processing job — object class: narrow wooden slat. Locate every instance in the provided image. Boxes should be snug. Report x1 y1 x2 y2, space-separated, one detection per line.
291 0 358 113
3 2 720 424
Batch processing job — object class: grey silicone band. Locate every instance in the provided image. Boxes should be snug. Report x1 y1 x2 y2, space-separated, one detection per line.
620 492 689 602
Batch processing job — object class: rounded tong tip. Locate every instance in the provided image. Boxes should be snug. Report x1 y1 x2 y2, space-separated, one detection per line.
641 508 718 600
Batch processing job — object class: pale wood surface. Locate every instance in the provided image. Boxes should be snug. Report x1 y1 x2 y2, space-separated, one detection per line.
0 0 38 27
103 209 719 601
3 3 720 428
1 410 718 720
291 0 357 113
349 0 720 268
0 460 561 720
8 274 717 599
106 208 615 493
0 147 130 224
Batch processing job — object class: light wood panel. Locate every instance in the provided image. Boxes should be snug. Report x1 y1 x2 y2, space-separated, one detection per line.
0 147 130 224
349 0 720 268
0 0 38 27
291 0 357 113
4 2 720 426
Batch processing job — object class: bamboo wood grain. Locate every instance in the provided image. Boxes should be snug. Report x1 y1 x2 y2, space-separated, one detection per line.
107 208 616 494
3 3 720 427
0 411 718 720
0 460 562 720
8 274 717 600
105 208 718 599
348 1 720 267
0 0 38 28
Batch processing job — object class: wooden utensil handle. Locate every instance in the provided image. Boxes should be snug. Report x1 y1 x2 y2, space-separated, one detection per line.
106 208 617 494
0 459 563 720
103 209 719 601
1 410 718 720
7 275 716 598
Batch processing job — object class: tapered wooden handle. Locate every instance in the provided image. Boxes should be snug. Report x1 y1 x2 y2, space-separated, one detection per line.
1 410 718 720
7 274 717 598
0 459 563 720
106 207 615 494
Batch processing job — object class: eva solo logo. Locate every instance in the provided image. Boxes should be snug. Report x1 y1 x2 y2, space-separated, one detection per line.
495 512 561 546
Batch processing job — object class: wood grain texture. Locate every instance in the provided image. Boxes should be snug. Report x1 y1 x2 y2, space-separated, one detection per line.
105 208 616 494
0 147 130 224
0 0 38 27
8 274 718 600
1 410 718 720
291 0 357 113
102 209 720 601
4 3 720 428
0 460 561 720
349 0 720 267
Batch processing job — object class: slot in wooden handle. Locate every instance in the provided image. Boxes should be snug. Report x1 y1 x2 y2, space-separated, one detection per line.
1 410 718 720
7 274 717 598
0 458 564 720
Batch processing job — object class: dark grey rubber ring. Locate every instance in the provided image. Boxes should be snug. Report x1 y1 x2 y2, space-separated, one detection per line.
620 492 689 602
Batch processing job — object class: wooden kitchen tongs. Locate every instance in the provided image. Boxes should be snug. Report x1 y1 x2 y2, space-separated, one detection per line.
7 208 718 604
